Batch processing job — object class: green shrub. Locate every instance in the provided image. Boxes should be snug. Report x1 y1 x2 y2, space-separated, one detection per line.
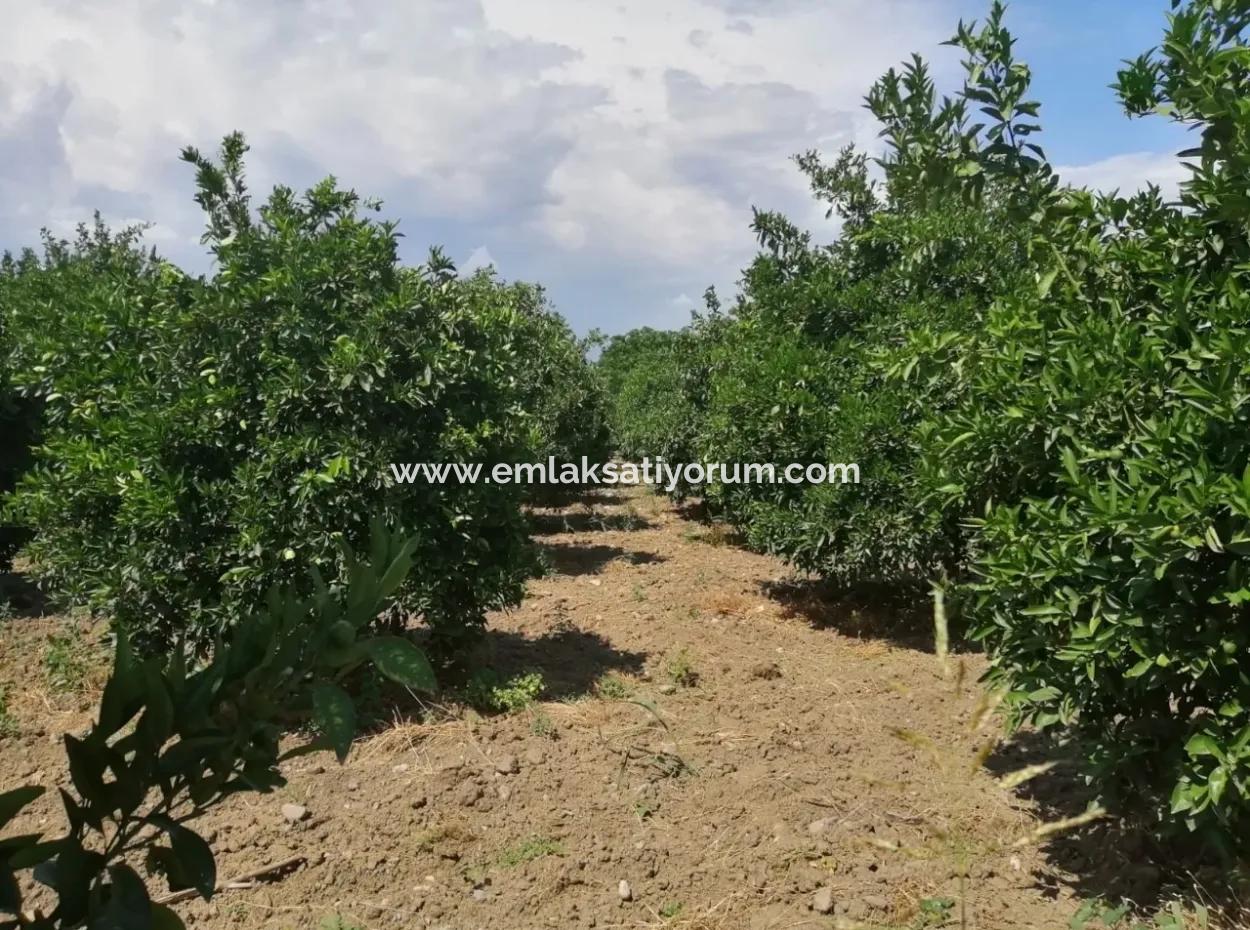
613 344 694 462
955 1 1250 839
698 54 1033 585
599 0 1250 843
4 135 547 655
601 304 726 497
0 250 56 572
502 281 611 476
595 326 681 402
465 669 545 713
43 627 93 693
0 378 35 573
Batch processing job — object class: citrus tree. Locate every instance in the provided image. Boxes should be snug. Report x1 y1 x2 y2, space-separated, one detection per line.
2 135 590 656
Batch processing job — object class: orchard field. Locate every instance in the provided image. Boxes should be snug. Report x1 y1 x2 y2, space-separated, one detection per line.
3 2 1250 928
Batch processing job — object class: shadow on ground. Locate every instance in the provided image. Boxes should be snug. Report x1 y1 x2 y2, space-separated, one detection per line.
539 542 666 577
349 624 650 735
479 624 648 700
529 510 655 535
528 486 621 509
671 498 711 523
758 576 946 651
985 730 1246 916
0 569 50 621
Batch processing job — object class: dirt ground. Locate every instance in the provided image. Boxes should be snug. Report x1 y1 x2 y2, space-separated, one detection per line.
0 486 1212 929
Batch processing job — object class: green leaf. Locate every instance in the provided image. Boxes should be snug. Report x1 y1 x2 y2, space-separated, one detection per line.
311 681 357 762
1037 267 1059 298
1208 767 1228 806
1070 899 1098 929
0 785 45 830
140 663 175 748
376 545 415 600
98 630 145 738
1060 446 1080 485
1170 779 1194 814
1204 525 1223 553
1184 732 1222 759
1100 903 1129 925
1020 604 1063 617
364 637 437 692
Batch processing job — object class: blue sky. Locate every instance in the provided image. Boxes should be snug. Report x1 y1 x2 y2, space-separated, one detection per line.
1006 0 1185 164
0 1 1189 335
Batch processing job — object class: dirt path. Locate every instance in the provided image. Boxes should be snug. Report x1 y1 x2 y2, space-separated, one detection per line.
2 487 1098 929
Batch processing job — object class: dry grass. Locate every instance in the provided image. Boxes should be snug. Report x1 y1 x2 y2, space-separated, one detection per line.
695 590 754 617
630 491 669 518
0 615 107 738
634 890 754 929
681 524 741 548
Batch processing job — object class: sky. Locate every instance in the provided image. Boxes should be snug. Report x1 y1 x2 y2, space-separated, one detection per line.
0 0 1190 335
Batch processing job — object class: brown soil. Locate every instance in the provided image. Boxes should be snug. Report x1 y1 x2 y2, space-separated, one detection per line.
0 487 1173 929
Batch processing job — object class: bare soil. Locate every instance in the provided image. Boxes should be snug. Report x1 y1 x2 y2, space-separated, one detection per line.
0 487 1192 929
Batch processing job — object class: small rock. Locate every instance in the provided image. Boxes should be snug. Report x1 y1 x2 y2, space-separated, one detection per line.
812 886 835 915
844 900 868 920
281 803 309 823
863 894 890 911
494 755 520 775
807 817 835 835
456 781 484 807
617 880 633 902
347 780 360 791
471 888 488 903
658 683 677 695
524 746 546 766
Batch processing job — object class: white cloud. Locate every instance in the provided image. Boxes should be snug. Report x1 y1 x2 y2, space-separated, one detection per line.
461 245 497 273
1057 151 1189 199
3 0 1085 332
478 0 957 276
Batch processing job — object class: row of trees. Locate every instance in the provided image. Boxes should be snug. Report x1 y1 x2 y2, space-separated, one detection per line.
1 134 609 655
0 135 609 925
601 0 1250 847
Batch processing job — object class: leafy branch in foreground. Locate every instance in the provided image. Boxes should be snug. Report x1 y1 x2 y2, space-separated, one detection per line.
0 521 435 929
